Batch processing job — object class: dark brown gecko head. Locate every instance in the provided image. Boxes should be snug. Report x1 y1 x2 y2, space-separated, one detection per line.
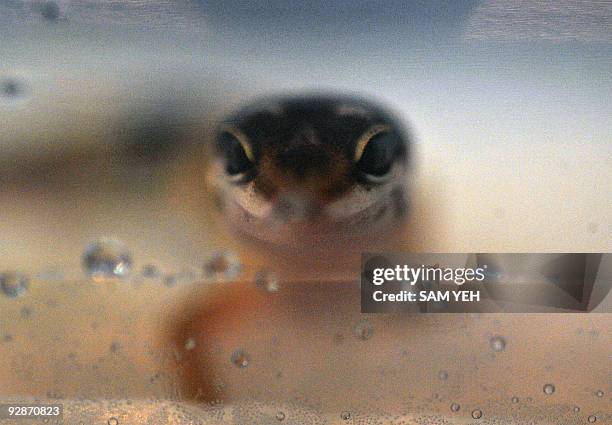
212 93 412 247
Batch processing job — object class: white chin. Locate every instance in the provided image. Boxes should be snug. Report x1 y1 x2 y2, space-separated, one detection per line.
225 198 401 253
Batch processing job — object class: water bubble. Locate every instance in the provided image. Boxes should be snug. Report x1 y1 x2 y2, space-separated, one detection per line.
83 239 132 281
543 383 555 395
573 406 580 413
141 264 160 278
163 274 178 287
40 1 61 21
230 349 250 368
20 306 33 319
255 269 279 293
184 338 196 351
438 370 448 380
471 409 483 419
450 403 460 412
204 251 241 280
353 319 374 341
107 418 119 425
588 415 597 423
341 411 351 420
275 411 285 421
1 78 26 99
0 271 29 298
511 396 519 404
489 335 506 352
595 389 604 397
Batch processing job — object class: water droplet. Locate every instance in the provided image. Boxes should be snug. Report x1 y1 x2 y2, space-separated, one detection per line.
588 415 597 423
450 403 460 412
573 406 580 413
184 337 196 351
275 411 285 421
141 264 160 278
108 418 119 425
204 251 241 280
489 335 506 352
341 411 351 420
511 396 519 404
353 319 374 341
595 389 604 397
543 383 555 395
40 1 60 21
471 409 483 419
2 79 20 99
0 271 29 298
438 370 448 380
230 349 250 368
163 274 178 287
83 239 132 281
255 269 279 293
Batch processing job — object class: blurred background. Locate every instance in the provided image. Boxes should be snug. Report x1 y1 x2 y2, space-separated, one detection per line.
0 1 610 423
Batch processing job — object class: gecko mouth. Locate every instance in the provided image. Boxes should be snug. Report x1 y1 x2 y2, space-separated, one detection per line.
225 191 398 250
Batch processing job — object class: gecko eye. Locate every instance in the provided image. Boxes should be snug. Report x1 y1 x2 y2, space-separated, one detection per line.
354 126 399 183
217 128 255 182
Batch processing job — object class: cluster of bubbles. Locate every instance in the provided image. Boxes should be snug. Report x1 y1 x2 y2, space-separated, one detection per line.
2 237 284 303
83 238 133 281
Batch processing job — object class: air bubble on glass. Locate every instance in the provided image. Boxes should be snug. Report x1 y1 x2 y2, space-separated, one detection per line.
230 349 250 368
0 271 29 298
543 383 555 395
141 264 160 279
255 269 280 293
82 238 133 281
489 335 506 352
40 1 61 21
204 251 241 281
353 319 374 341
184 338 197 351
